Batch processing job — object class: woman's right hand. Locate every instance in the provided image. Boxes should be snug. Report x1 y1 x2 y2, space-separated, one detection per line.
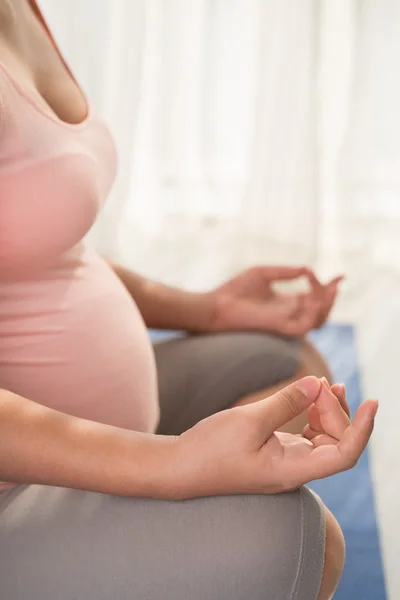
170 376 377 499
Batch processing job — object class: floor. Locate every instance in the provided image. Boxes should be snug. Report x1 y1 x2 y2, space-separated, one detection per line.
334 273 400 600
309 324 386 599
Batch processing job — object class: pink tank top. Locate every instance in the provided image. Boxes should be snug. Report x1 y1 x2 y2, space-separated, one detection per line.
0 3 159 490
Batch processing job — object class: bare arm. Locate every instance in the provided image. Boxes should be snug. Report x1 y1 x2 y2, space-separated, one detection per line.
0 378 376 500
109 262 215 332
0 390 177 498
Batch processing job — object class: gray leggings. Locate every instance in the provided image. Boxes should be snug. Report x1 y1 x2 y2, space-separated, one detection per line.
0 333 326 600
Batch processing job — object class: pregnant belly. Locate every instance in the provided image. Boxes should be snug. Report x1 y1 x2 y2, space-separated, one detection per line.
0 249 159 433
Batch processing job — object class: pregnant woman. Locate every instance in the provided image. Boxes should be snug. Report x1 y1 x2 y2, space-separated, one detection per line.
0 2 377 599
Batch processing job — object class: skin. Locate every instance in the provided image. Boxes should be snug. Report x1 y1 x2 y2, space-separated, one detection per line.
0 377 376 498
0 379 375 600
233 338 338 433
0 3 368 598
112 263 340 432
1 0 339 423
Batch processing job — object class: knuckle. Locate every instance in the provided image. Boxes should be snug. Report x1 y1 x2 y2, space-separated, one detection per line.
344 452 358 470
279 389 301 419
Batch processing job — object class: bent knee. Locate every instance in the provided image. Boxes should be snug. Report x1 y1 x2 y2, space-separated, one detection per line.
229 488 327 600
318 508 345 600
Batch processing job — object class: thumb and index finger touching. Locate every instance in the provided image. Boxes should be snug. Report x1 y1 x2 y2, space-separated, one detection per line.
260 265 344 288
250 376 323 435
248 375 378 481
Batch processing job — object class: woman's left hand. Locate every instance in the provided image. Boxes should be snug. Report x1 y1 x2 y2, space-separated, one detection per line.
208 265 343 337
172 376 376 499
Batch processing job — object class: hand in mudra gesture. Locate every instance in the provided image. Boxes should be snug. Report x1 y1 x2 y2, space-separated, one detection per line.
172 376 376 499
210 265 343 337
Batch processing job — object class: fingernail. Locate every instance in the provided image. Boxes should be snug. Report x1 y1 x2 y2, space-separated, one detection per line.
296 376 322 399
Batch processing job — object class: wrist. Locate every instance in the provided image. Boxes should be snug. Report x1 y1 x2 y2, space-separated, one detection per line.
75 426 182 499
142 280 218 333
186 290 218 333
130 432 184 499
138 433 208 501
206 289 234 333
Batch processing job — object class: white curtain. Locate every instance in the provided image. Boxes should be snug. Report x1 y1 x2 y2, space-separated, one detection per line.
41 0 400 301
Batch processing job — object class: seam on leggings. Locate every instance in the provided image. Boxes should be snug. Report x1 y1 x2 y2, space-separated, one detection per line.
289 489 306 600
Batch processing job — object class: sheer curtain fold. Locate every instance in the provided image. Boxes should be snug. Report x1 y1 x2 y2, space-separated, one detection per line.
40 0 400 290
241 0 319 267
339 0 400 280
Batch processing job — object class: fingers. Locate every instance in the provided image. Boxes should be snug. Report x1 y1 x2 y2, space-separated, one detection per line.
281 288 326 336
305 269 324 299
305 271 344 328
305 379 350 443
309 271 329 328
271 294 301 318
308 433 339 447
322 376 350 417
272 270 343 336
319 280 340 324
303 422 322 440
307 402 323 433
251 376 322 435
336 399 378 465
257 265 308 282
314 382 351 440
282 299 322 336
320 274 344 323
300 399 378 483
331 383 350 417
303 422 339 446
328 275 345 287
306 271 344 291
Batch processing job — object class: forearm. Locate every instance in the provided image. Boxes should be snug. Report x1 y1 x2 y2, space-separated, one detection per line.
110 262 215 332
0 390 177 498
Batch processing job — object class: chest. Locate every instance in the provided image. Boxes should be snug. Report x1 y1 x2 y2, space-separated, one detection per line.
0 2 118 275
0 0 87 125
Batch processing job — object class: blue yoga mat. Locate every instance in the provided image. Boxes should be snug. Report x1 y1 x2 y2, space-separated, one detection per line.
309 324 386 600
